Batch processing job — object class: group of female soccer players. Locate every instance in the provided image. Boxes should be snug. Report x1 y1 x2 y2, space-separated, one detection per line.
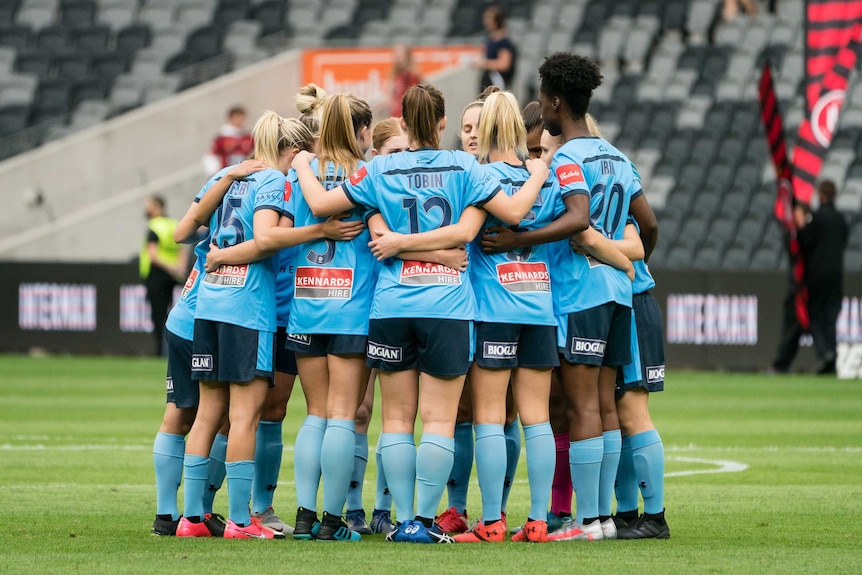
149 50 669 543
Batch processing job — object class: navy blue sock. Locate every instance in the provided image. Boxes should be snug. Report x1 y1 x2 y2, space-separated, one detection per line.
502 419 521 513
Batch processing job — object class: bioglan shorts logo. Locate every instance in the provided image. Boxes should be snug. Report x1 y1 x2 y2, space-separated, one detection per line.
570 337 606 357
646 365 665 384
367 341 402 362
287 333 311 345
483 341 519 360
191 354 213 371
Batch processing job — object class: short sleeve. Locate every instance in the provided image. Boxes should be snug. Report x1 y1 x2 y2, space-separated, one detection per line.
146 229 159 244
341 159 377 210
284 171 298 220
464 156 502 207
254 170 287 214
629 161 643 201
552 148 589 200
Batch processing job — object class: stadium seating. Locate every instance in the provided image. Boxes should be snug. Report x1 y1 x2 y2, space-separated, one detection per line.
0 0 858 271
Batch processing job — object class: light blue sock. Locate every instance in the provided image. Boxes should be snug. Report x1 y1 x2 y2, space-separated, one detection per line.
294 415 326 511
599 430 622 517
473 424 505 522
225 460 254 526
346 433 368 511
523 422 555 521
447 422 473 513
374 436 392 511
203 433 227 515
502 419 521 513
615 435 639 513
182 454 209 520
380 432 416 522
569 436 603 523
630 429 665 515
252 421 282 514
153 432 185 520
416 433 455 520
321 419 356 516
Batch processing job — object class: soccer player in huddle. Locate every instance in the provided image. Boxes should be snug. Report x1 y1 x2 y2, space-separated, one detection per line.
293 84 549 543
539 52 639 542
151 157 272 537
285 93 376 542
345 117 409 536
178 112 311 540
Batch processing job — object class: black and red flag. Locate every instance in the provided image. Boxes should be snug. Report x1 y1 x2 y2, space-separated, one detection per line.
759 62 809 329
792 1 862 204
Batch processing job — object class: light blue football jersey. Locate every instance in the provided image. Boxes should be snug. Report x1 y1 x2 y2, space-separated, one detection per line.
627 216 656 295
549 137 638 314
470 162 563 326
194 165 284 332
165 174 220 341
286 158 379 335
341 148 502 320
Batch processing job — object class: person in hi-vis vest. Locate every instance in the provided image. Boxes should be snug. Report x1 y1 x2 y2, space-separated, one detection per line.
141 195 185 356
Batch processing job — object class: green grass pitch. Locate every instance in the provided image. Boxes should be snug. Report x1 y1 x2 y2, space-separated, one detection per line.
1 355 861 574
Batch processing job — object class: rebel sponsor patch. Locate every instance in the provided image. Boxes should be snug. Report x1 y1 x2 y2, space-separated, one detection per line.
181 268 199 298
286 333 311 345
284 180 293 202
483 341 519 360
556 163 585 187
367 341 402 362
349 165 368 186
399 260 461 285
570 337 606 357
191 354 213 371
203 264 248 287
294 267 353 299
646 365 665 384
496 261 550 293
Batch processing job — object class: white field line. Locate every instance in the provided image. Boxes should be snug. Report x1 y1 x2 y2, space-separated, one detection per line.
665 456 748 477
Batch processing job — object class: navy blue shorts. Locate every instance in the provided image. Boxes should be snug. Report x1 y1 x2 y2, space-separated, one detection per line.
275 327 299 375
557 301 632 367
283 332 367 357
367 318 473 377
474 322 559 369
166 329 199 409
617 291 665 398
192 319 274 384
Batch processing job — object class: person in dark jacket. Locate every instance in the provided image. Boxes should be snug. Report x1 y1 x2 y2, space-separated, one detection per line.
797 180 849 374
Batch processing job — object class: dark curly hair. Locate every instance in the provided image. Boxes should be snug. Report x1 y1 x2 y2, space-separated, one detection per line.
538 52 602 119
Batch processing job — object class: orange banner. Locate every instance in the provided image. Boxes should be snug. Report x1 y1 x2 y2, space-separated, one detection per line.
301 46 481 107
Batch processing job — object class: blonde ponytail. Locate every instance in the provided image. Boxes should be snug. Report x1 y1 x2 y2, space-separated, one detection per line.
476 91 527 161
251 110 284 169
317 94 371 181
296 83 327 137
251 111 313 169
